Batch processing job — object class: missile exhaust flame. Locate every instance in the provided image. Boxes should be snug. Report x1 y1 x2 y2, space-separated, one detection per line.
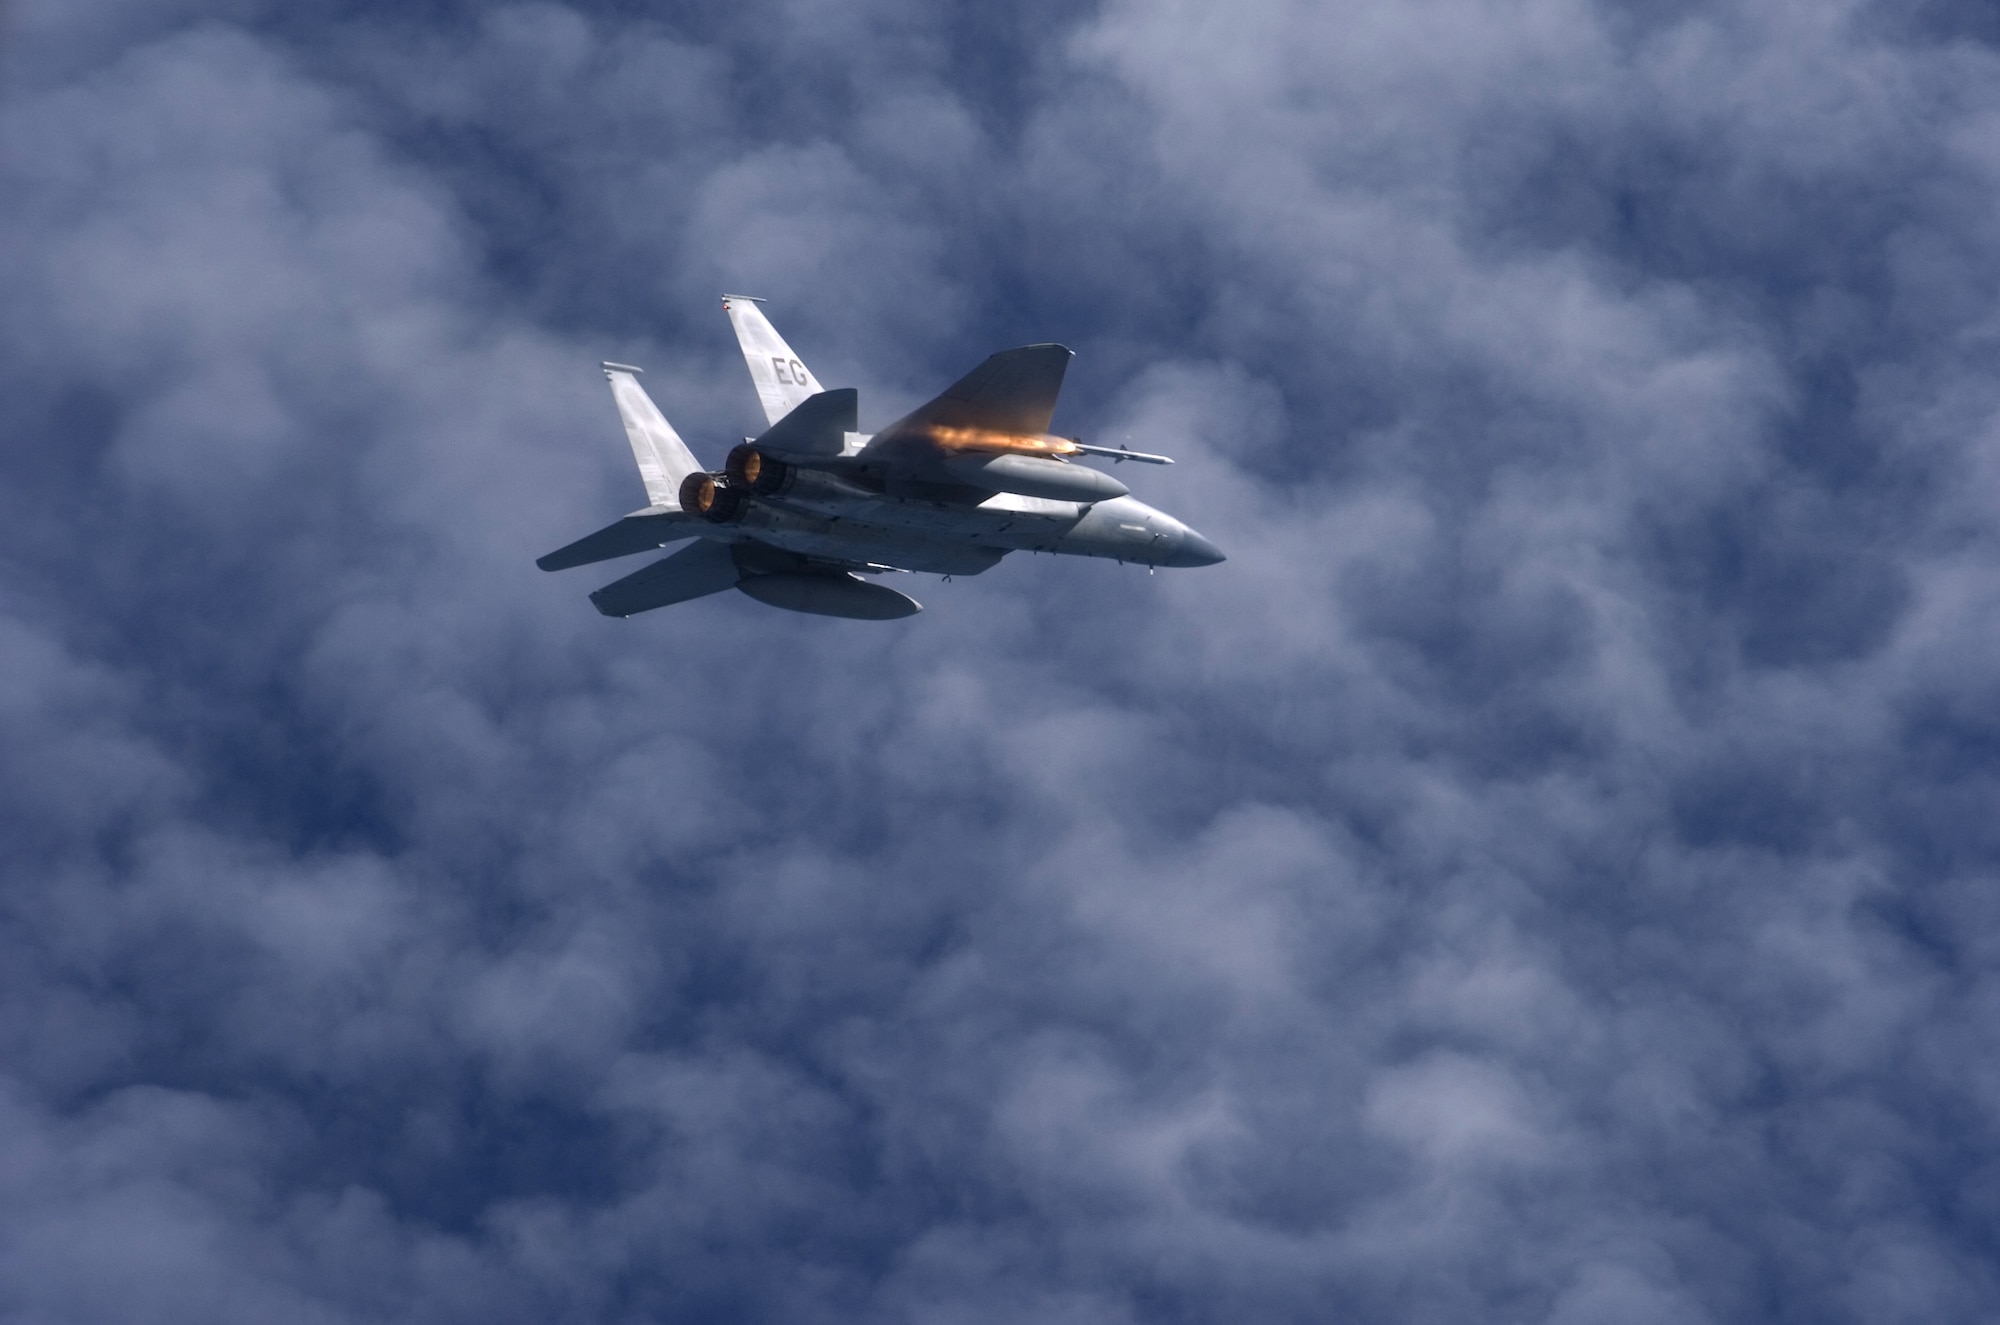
920 427 1175 465
922 426 1083 457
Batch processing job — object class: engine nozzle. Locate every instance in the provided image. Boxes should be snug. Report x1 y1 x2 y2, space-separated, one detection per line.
726 444 791 495
678 471 744 523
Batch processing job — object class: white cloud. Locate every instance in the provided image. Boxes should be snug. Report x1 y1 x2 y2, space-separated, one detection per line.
5 0 2000 1320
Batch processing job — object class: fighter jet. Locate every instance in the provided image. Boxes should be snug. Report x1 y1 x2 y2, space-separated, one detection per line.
538 297 1225 619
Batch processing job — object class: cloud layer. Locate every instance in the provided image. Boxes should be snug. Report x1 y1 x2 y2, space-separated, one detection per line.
6 1 2000 1320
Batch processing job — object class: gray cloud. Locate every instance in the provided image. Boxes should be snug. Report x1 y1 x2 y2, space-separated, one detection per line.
5 0 2000 1321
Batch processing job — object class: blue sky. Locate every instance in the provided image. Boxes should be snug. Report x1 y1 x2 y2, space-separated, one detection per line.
5 1 2000 1321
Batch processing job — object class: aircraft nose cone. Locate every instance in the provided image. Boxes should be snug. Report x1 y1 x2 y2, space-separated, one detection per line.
1165 528 1226 567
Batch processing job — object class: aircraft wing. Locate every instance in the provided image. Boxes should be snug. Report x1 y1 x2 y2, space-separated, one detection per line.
862 344 1072 456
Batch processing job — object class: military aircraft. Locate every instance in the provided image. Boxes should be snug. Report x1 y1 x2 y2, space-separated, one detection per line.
538 297 1225 619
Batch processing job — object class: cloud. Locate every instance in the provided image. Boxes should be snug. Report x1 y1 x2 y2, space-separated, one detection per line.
5 0 2000 1321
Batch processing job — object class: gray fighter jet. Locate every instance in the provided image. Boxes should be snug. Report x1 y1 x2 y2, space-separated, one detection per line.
539 297 1225 619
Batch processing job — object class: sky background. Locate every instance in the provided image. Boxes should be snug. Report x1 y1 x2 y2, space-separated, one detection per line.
5 1 2000 1321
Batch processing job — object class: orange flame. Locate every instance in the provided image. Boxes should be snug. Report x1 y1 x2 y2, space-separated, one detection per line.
922 426 1080 457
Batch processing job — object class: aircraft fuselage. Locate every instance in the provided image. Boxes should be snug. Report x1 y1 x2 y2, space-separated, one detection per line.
720 473 1221 576
539 299 1224 619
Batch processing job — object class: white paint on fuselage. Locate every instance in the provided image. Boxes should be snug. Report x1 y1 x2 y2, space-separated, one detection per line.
724 486 1186 573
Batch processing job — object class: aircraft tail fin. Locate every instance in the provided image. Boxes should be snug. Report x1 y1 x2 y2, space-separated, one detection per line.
601 363 703 507
723 296 827 426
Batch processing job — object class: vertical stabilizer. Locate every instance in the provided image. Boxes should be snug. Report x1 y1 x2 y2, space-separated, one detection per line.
722 296 827 426
602 363 702 507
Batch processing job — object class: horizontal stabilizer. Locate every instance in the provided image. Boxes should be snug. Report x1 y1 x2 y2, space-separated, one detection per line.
590 538 740 617
942 453 1127 502
754 388 857 457
537 508 695 572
